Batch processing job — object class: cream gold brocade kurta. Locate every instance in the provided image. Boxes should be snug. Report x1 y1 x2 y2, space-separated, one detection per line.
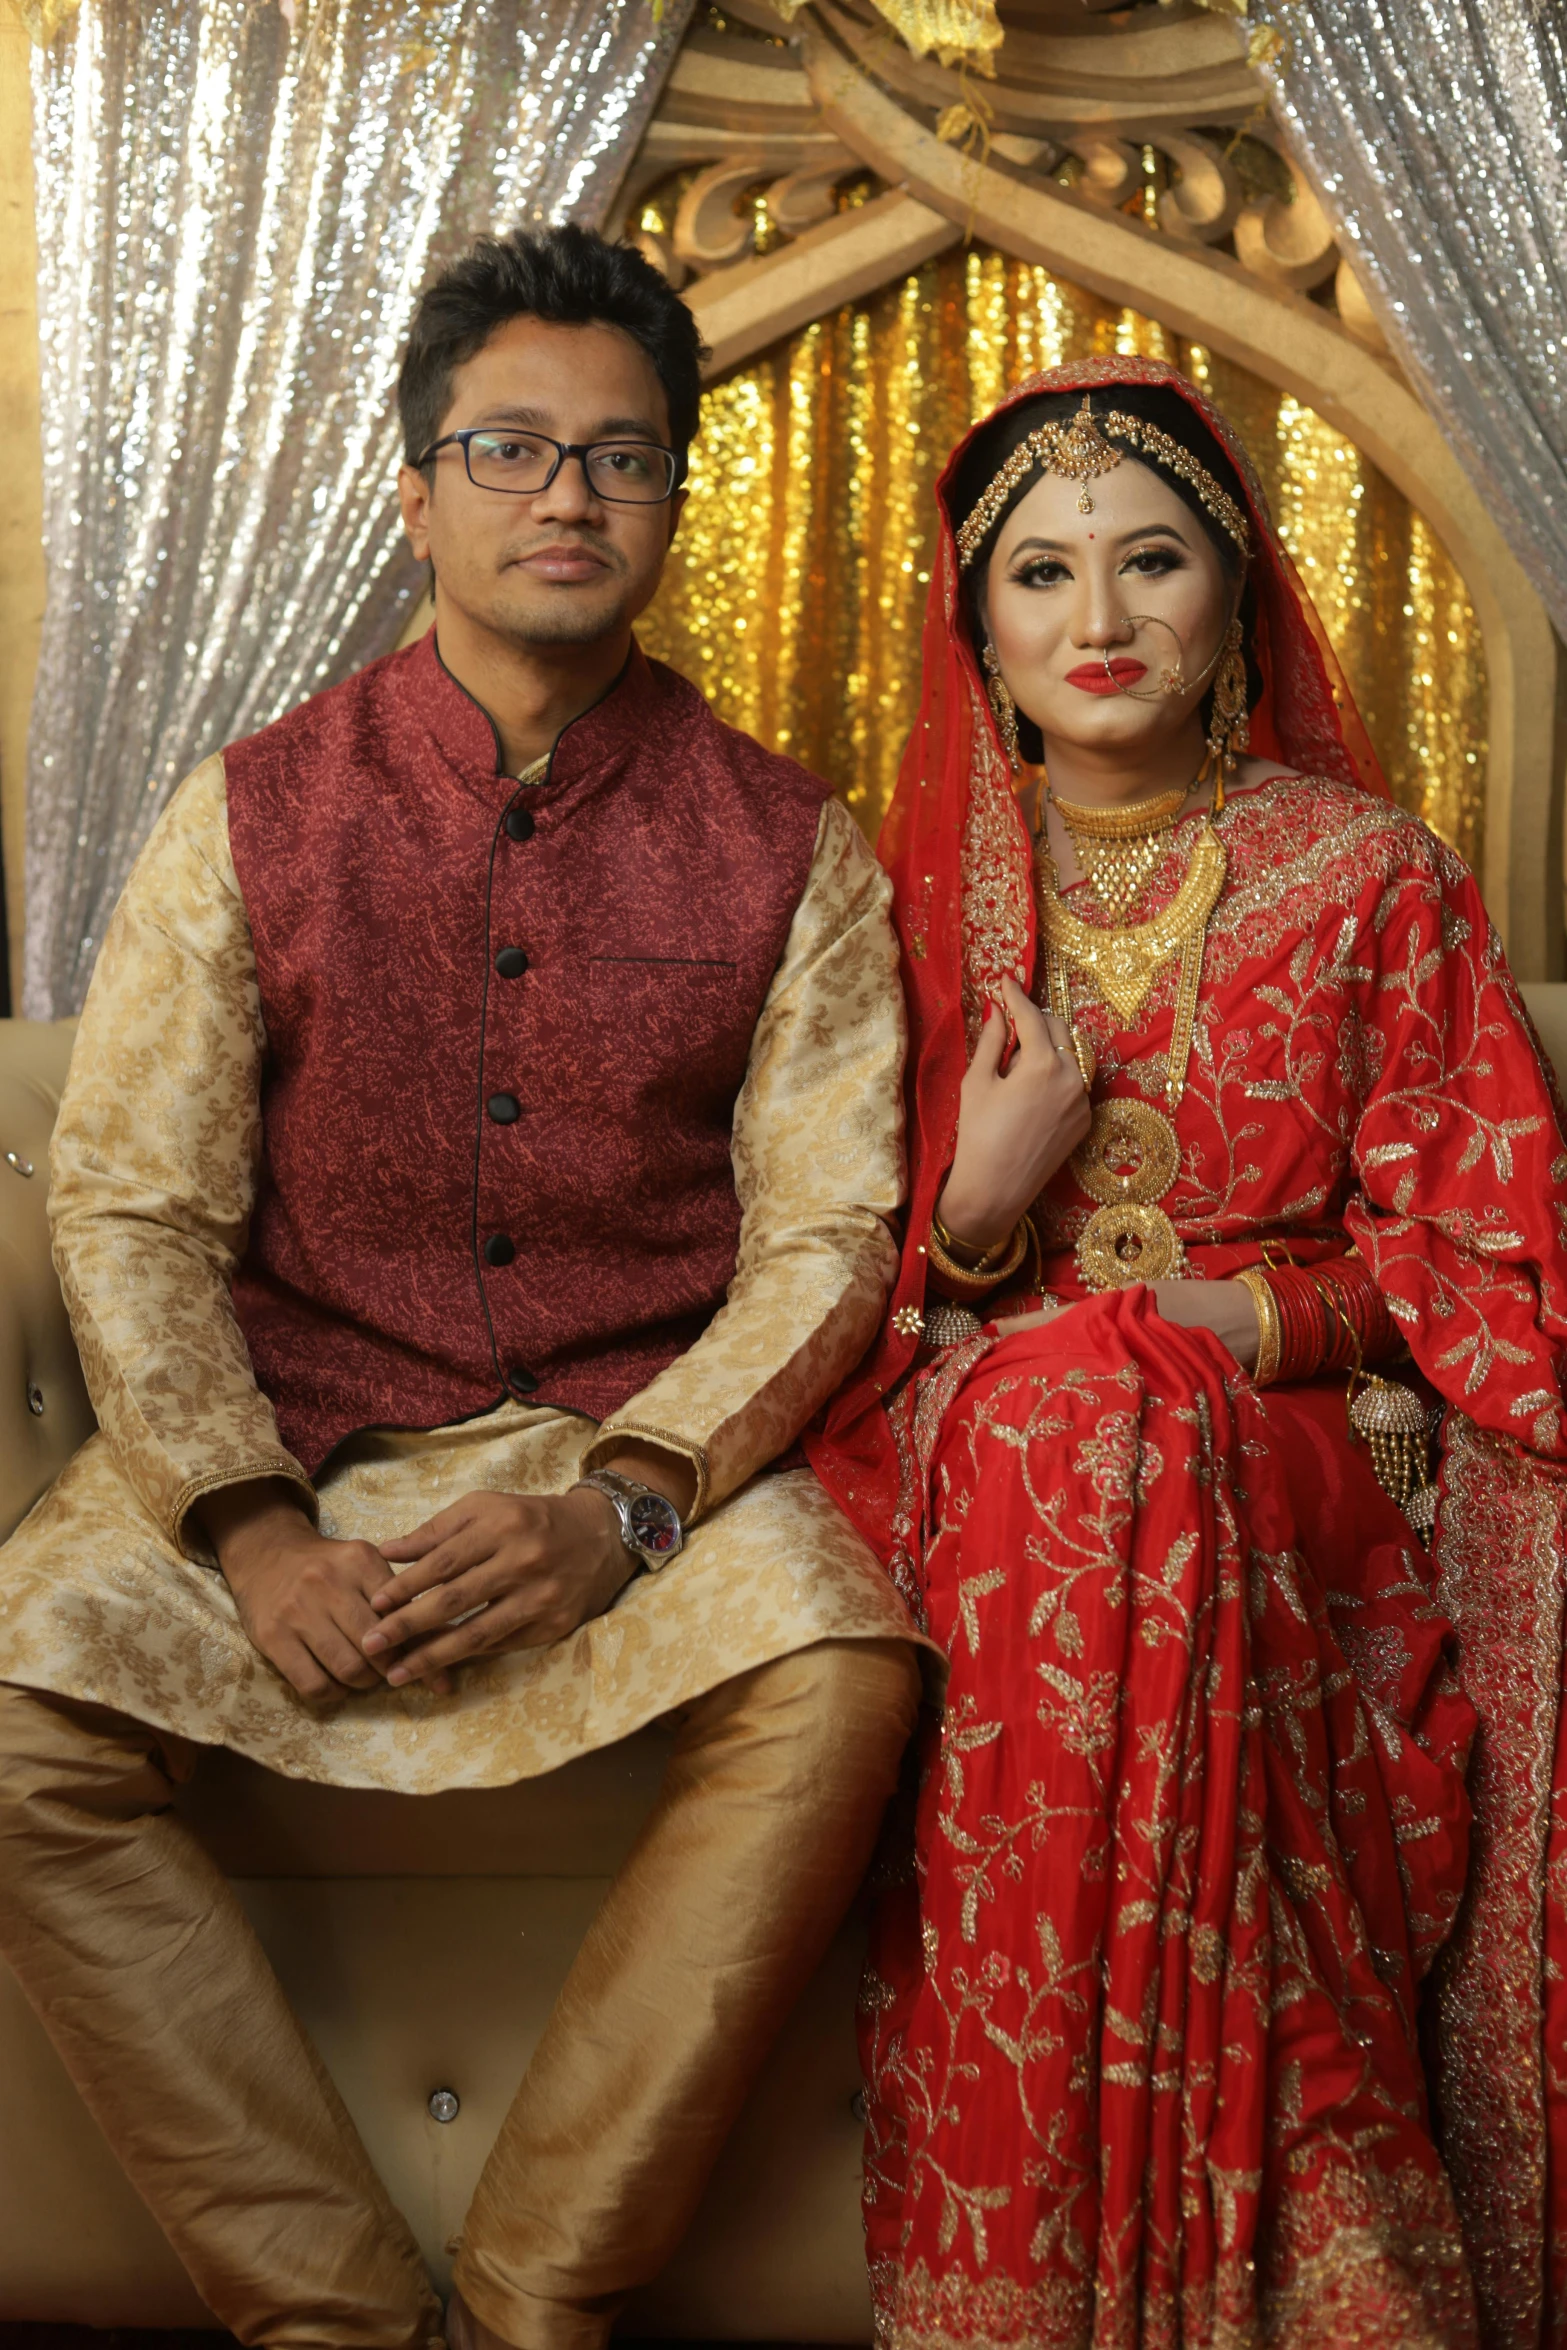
0 761 926 1790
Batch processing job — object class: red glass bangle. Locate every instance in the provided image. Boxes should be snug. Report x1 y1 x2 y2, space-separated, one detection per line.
1251 1254 1396 1385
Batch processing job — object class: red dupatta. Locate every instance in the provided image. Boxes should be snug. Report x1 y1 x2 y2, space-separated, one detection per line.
807 356 1389 1552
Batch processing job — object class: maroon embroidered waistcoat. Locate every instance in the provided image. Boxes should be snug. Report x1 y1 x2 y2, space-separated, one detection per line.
224 631 829 1475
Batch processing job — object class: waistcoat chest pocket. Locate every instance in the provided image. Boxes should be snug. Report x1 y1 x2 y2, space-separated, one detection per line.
583 954 752 1109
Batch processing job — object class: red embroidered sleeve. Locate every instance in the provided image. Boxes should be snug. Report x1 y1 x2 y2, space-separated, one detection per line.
1341 840 1567 1458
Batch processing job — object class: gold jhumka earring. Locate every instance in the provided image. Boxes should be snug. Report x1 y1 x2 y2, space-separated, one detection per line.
982 641 1021 770
1206 617 1250 775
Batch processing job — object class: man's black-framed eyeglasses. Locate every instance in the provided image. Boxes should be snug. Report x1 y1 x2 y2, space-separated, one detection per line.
415 427 681 504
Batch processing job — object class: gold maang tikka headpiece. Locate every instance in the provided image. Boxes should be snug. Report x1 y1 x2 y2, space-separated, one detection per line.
956 396 1251 569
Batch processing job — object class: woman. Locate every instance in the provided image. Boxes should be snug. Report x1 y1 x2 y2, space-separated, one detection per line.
809 358 1567 2347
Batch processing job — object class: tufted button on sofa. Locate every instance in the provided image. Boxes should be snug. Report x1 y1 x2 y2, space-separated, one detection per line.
0 1017 876 2337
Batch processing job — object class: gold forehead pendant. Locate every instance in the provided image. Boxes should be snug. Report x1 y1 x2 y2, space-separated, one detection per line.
1050 399 1124 515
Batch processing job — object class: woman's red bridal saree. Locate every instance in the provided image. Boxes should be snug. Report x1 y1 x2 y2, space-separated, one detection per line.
808 360 1567 2348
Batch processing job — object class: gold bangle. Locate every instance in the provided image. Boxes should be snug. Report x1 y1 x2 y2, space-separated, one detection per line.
1234 1266 1281 1386
928 1217 1029 1295
932 1210 1008 1272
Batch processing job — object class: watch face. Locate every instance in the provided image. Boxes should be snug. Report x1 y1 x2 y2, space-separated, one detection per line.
627 1492 682 1556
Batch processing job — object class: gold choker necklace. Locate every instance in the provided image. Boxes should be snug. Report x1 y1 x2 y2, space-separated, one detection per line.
1047 784 1186 923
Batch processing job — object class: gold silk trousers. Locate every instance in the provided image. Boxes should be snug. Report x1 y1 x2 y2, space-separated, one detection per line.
0 1635 921 2349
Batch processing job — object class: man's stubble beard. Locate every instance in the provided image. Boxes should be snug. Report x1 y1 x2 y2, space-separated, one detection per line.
461 546 650 653
496 594 637 649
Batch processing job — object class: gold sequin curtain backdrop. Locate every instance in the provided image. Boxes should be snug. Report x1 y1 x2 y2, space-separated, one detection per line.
640 247 1487 870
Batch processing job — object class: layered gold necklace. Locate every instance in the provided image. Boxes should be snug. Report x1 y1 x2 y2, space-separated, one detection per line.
1034 769 1227 1290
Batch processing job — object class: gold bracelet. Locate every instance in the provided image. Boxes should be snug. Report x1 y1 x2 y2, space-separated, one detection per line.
1234 1265 1282 1386
928 1216 1029 1296
931 1210 1010 1273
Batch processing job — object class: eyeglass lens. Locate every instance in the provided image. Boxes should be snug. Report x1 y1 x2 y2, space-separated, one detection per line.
465 431 675 502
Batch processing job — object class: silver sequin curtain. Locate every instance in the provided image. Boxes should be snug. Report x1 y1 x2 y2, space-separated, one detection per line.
22 0 691 1017
1256 0 1567 641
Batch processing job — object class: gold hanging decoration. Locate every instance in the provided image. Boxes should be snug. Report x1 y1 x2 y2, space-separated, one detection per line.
5 0 83 45
1349 1374 1438 1543
765 0 1003 72
1069 1098 1188 1288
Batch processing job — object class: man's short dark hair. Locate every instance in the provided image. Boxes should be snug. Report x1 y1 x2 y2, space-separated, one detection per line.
398 224 709 481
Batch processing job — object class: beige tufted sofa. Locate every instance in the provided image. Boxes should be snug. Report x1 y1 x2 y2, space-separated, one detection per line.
10 991 1567 2332
0 1016 878 2338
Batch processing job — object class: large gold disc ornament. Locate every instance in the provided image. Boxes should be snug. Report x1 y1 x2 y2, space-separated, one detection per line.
1077 1201 1186 1288
1070 1099 1181 1204
1070 1098 1186 1290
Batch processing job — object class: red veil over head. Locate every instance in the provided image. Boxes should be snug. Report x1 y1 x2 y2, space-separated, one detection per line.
807 355 1390 1553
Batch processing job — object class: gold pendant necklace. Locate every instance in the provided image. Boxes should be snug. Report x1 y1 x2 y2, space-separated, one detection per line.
1033 787 1228 1292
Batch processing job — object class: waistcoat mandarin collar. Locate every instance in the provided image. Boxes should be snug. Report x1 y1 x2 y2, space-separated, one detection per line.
412 625 659 793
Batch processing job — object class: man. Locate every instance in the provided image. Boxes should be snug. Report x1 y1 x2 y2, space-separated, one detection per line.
0 225 924 2348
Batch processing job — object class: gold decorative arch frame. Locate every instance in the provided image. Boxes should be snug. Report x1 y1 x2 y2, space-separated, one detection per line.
625 0 1567 977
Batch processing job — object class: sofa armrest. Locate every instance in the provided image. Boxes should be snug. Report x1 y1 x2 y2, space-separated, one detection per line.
0 1026 95 1542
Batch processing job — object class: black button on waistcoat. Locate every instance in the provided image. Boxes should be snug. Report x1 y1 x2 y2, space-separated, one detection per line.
483 1233 516 1266
506 1367 539 1397
487 1093 521 1125
494 946 529 979
504 806 535 842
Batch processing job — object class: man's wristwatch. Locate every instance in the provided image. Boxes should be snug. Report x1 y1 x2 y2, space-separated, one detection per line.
573 1470 686 1572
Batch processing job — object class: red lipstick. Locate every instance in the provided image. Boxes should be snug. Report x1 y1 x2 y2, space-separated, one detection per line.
1067 659 1147 696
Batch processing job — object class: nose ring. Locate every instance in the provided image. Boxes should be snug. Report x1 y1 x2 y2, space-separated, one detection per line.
1103 614 1187 700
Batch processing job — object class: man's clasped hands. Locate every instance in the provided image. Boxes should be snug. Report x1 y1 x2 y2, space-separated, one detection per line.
198 1439 694 1704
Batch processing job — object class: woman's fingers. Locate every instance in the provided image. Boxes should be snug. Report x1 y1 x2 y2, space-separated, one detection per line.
991 1307 1061 1337
1000 977 1063 1061
1038 1010 1078 1062
996 976 1080 1080
966 997 1009 1080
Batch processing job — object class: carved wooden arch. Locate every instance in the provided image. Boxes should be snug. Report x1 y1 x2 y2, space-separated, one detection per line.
654 9 1565 975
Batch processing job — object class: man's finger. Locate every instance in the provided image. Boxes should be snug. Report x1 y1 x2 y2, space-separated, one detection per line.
370 1529 498 1609
342 1539 396 1595
365 1565 510 1652
385 1591 548 1683
270 1632 341 1703
379 1505 472 1564
307 1624 386 1692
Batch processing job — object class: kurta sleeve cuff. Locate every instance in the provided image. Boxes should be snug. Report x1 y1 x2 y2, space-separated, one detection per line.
47 754 315 1560
583 797 906 1520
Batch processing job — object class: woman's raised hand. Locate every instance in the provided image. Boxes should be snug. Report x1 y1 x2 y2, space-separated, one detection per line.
935 975 1092 1249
